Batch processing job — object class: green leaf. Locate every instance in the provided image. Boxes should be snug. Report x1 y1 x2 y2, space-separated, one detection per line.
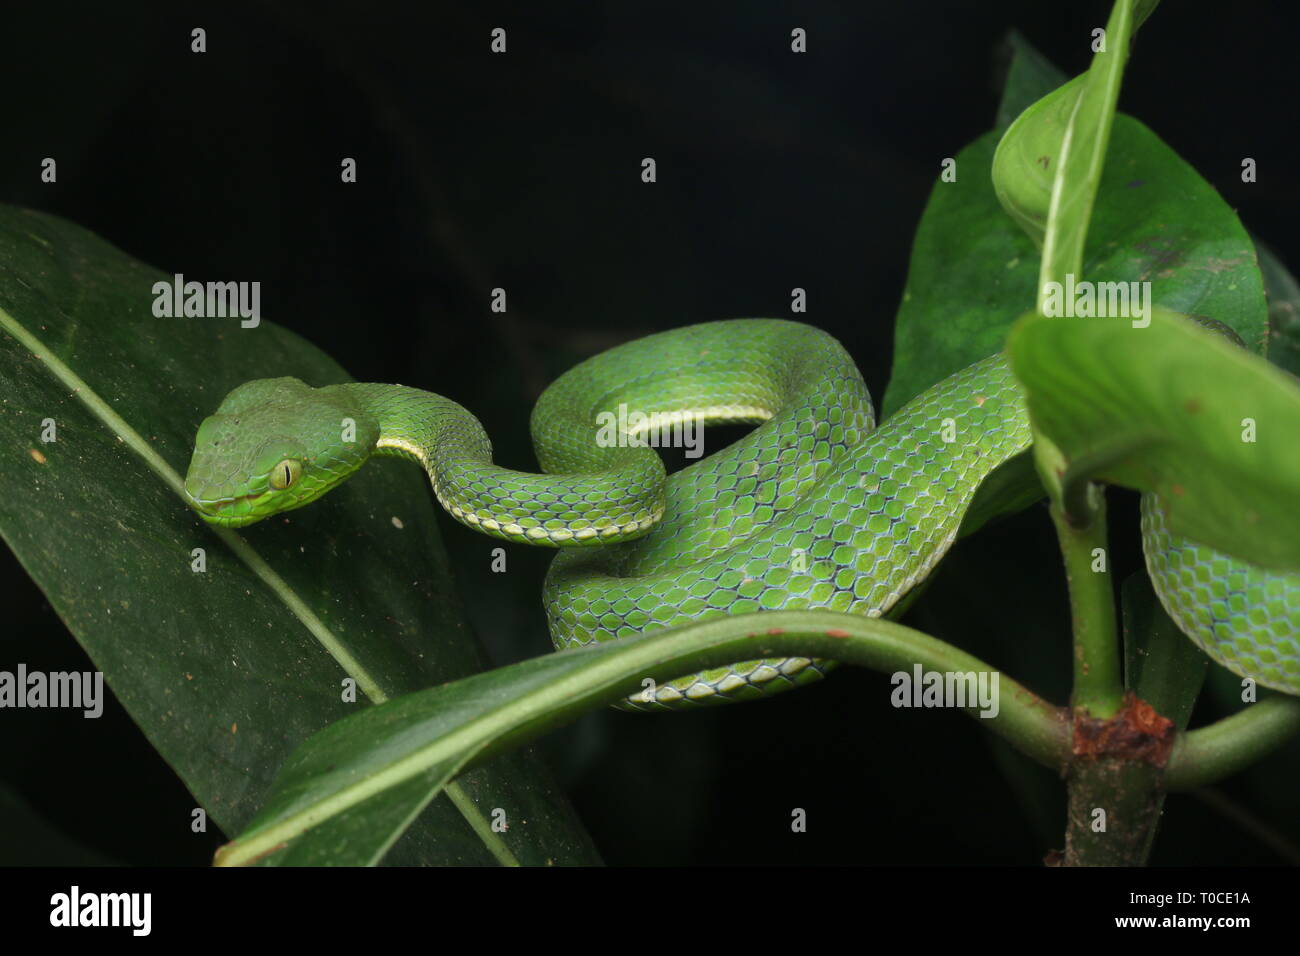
992 74 1087 250
1007 307 1300 569
215 610 1069 865
1121 573 1207 731
994 3 1160 138
885 114 1267 415
883 128 1035 416
887 11 1270 420
0 205 598 865
993 0 1141 295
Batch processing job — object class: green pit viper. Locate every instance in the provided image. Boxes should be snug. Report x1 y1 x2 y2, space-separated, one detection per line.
182 58 1299 706
183 317 1300 706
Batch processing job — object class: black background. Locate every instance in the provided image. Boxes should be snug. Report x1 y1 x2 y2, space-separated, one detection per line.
1 1 1297 866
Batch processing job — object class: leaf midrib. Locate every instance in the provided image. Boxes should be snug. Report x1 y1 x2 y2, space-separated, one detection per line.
0 299 518 866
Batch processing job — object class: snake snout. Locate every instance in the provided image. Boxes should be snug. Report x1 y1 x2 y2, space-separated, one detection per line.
182 473 223 519
182 454 239 518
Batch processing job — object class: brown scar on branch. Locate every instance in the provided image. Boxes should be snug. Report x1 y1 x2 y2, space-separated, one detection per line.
1072 692 1175 767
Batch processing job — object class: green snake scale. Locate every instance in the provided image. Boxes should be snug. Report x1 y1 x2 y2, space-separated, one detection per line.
184 318 1299 706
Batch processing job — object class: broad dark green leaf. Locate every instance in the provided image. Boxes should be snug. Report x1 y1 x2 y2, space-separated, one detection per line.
1007 308 1300 569
0 206 598 865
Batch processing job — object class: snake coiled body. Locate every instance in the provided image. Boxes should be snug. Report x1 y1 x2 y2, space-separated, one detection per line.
185 319 1299 705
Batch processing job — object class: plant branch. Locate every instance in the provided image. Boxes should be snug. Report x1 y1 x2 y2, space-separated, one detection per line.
1064 756 1164 866
1050 492 1124 719
1059 694 1300 864
1165 695 1300 791
467 611 1073 775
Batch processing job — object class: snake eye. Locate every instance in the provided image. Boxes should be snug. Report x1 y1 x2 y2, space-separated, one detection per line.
269 459 302 491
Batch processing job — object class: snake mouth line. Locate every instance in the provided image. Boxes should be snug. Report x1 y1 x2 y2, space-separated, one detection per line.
184 487 270 525
188 488 263 508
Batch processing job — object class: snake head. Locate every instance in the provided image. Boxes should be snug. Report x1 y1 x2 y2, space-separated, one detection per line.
184 377 376 527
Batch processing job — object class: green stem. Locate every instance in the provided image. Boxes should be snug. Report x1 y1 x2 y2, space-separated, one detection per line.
1050 492 1124 719
1166 695 1300 791
219 611 1072 865
1047 481 1143 864
474 610 1072 775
